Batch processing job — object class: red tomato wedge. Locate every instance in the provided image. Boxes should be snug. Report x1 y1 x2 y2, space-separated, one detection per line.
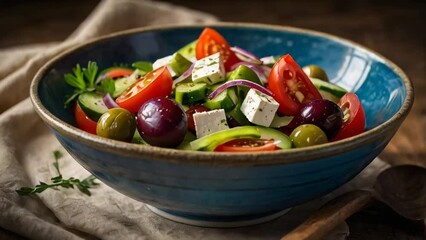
74 102 97 134
106 68 133 79
116 66 173 113
268 54 322 116
332 93 366 141
196 28 240 71
214 138 278 152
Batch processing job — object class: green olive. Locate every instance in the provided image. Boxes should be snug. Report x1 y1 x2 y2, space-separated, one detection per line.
290 124 328 148
96 108 136 142
302 65 329 82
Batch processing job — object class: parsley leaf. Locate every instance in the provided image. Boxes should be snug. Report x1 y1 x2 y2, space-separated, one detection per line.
63 61 99 108
64 64 86 90
97 78 116 96
83 61 98 91
132 61 153 74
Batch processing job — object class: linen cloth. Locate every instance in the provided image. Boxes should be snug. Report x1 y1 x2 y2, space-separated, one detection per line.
0 0 389 239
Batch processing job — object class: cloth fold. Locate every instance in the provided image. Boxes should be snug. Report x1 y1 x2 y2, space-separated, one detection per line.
0 0 217 113
0 0 388 239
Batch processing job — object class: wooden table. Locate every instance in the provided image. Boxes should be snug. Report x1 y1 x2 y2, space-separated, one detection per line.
1 0 424 239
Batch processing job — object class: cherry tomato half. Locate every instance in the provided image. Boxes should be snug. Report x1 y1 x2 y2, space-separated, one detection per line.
268 54 322 116
214 138 278 152
116 66 173 113
196 27 240 71
74 101 97 134
332 93 366 141
106 68 133 79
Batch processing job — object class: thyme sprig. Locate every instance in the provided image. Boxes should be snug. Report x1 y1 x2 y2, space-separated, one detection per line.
16 151 99 196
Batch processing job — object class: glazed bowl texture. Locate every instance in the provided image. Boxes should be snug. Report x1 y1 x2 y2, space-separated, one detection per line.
31 23 413 226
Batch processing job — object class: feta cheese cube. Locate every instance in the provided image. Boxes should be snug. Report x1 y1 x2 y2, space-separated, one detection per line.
152 55 177 77
193 109 229 138
240 88 279 127
192 52 225 84
260 56 276 66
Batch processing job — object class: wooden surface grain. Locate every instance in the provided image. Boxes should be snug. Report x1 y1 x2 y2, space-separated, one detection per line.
1 0 424 239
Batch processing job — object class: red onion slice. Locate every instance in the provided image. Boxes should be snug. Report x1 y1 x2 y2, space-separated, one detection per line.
208 79 273 100
103 93 120 109
173 63 194 88
230 62 268 83
231 46 262 65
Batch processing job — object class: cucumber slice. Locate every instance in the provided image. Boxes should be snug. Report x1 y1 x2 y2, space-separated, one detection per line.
77 92 108 121
177 40 197 60
257 126 292 149
318 90 340 103
228 65 262 98
310 77 347 99
175 83 207 105
204 84 238 111
190 126 261 151
227 102 250 126
131 130 147 144
112 70 141 98
177 131 197 150
170 53 193 75
269 115 293 128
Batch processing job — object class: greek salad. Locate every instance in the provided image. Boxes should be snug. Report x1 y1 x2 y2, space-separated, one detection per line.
64 27 366 152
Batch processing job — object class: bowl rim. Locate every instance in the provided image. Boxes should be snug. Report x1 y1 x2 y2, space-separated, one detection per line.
30 22 414 166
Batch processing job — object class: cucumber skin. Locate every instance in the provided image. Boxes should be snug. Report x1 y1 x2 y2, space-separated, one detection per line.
170 53 192 75
175 83 207 105
227 102 251 126
77 92 108 121
228 65 262 99
257 126 292 149
204 89 236 112
310 78 347 98
190 126 261 151
189 126 291 151
177 40 197 60
204 85 238 112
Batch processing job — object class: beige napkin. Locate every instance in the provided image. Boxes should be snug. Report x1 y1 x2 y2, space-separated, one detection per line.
0 0 389 239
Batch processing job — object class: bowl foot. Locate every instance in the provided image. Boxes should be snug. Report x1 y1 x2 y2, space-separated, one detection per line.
146 205 291 228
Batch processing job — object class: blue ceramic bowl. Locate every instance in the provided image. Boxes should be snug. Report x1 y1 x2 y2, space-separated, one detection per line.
31 23 413 227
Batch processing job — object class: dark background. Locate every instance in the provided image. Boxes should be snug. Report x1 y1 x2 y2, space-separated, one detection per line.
1 0 425 239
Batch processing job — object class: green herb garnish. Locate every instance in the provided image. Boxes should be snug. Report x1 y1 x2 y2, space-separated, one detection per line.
132 61 153 74
16 151 99 196
64 61 106 108
98 78 115 96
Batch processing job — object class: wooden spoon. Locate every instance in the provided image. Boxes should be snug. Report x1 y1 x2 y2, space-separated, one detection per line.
281 165 426 240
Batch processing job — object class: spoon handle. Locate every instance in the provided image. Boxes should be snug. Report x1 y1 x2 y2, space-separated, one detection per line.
281 190 374 240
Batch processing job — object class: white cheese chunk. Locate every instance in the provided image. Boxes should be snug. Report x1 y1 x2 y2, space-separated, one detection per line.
240 88 279 127
191 52 225 84
152 55 177 77
260 56 276 66
193 109 229 138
